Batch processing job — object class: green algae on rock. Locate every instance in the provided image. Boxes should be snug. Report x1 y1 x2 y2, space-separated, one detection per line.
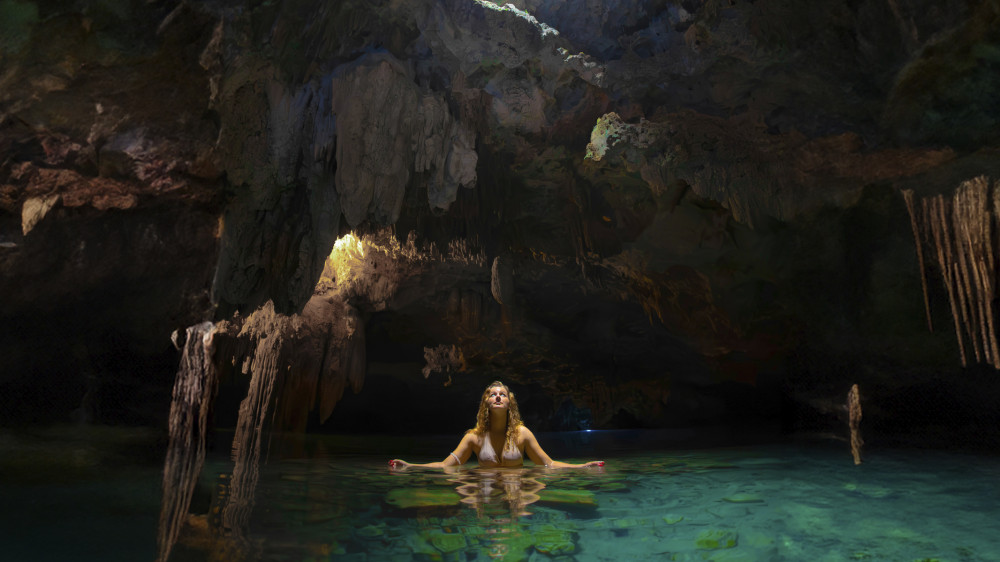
696 529 739 550
386 487 463 509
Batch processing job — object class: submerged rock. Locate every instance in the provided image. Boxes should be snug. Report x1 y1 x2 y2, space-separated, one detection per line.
695 529 739 550
536 489 597 505
427 529 468 553
386 487 463 509
722 493 765 504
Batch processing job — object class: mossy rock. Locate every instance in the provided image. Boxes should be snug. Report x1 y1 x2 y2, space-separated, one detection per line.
356 525 383 538
428 530 467 553
386 487 462 508
723 493 764 503
537 489 597 505
695 529 739 549
486 531 535 559
533 531 576 555
614 517 651 528
404 533 439 558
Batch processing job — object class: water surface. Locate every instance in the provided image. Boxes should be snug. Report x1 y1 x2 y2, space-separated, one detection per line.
2 427 998 561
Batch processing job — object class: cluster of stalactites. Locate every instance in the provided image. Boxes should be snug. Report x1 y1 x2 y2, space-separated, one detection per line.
902 176 1000 368
204 299 365 548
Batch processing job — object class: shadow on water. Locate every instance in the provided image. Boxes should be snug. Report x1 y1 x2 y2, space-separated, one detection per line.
0 424 165 562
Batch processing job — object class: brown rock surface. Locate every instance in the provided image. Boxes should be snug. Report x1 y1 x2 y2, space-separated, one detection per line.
1 0 998 450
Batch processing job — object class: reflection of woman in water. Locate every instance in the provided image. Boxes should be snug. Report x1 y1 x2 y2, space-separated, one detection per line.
389 381 604 470
452 469 547 519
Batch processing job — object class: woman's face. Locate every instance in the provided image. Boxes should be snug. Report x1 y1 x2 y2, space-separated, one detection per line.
486 386 510 412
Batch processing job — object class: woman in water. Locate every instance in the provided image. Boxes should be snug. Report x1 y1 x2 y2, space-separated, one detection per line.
389 381 604 469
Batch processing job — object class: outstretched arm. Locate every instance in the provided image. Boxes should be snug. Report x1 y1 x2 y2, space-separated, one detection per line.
522 426 604 468
390 433 475 470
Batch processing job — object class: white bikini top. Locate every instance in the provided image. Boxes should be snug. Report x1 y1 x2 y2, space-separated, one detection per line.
478 432 522 465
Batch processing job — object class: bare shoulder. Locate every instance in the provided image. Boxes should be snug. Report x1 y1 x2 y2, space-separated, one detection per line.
461 431 481 447
516 424 536 442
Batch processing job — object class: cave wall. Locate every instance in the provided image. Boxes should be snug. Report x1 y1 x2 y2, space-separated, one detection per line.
3 0 999 445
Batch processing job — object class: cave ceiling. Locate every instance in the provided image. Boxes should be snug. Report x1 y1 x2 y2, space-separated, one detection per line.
2 0 999 434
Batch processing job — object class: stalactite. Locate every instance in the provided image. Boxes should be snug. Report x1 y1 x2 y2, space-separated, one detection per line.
422 344 466 379
310 299 367 424
979 259 1000 369
953 260 980 363
904 176 1000 368
157 230 459 553
901 189 933 331
951 184 982 362
928 195 968 366
847 384 862 465
938 195 980 364
956 178 999 367
491 255 514 305
461 290 482 331
156 322 218 562
339 306 367 396
158 229 485 553
221 302 292 544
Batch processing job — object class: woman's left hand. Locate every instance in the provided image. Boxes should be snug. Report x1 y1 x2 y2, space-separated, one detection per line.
582 461 605 468
388 459 410 471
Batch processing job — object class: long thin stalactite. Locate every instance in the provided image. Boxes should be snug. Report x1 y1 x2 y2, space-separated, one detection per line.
902 189 933 331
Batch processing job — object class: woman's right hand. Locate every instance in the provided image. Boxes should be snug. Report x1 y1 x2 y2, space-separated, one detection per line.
388 459 410 471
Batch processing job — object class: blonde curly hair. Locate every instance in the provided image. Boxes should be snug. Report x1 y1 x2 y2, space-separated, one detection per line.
466 381 524 451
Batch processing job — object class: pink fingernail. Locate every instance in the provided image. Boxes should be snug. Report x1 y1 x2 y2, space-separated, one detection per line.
598 461 605 467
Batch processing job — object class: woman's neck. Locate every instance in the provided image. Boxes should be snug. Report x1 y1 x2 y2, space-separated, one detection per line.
489 411 507 435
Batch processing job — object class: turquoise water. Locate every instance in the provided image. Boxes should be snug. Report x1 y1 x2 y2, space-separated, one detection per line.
2 427 998 561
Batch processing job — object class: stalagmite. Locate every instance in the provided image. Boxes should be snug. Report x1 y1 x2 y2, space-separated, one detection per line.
156 322 218 562
847 384 862 465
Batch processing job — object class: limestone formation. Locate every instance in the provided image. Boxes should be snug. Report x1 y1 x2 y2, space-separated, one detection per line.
848 384 863 465
422 344 467 379
2 0 999 516
157 322 218 562
331 53 478 226
903 177 1000 368
20 194 59 235
490 255 514 305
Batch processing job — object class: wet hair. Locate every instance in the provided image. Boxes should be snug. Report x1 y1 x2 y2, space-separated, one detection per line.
467 381 524 451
